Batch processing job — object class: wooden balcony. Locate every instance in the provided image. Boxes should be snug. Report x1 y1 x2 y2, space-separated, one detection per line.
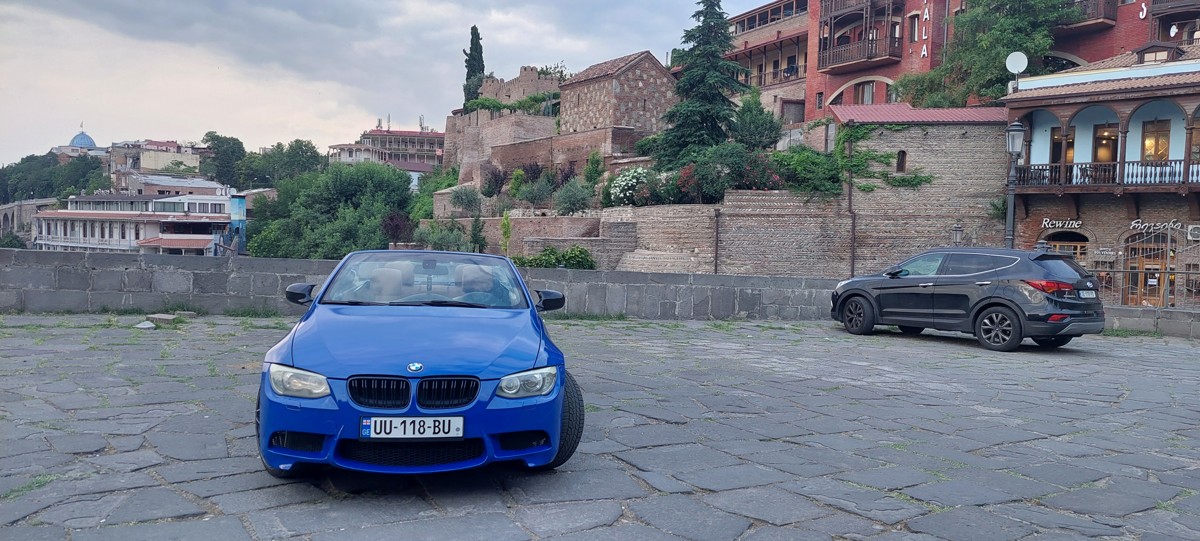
1151 0 1200 15
739 65 806 88
1055 0 1118 36
1013 160 1200 194
817 38 902 73
819 0 902 19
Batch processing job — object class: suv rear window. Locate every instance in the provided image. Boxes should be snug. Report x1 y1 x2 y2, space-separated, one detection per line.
1033 256 1089 279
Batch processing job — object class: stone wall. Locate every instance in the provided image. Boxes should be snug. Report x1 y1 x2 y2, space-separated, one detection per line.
0 249 334 315
560 55 677 135
523 221 638 270
0 198 57 242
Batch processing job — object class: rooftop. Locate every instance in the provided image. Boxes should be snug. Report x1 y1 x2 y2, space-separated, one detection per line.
363 129 443 138
829 103 1009 124
562 51 654 88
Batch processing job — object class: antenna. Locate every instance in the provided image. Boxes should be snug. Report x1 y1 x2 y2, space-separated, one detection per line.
420 115 427 132
376 118 383 129
387 114 391 130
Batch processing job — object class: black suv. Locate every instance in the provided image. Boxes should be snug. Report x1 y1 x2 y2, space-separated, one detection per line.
830 247 1105 351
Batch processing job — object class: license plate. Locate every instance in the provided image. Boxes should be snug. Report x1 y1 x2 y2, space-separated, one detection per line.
360 417 463 439
1079 290 1097 298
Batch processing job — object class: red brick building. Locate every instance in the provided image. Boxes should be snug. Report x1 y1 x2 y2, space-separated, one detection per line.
726 0 1181 131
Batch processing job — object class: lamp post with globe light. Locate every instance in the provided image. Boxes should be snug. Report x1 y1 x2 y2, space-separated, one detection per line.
1005 121 1025 249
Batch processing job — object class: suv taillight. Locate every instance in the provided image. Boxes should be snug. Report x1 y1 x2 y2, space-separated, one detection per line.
1024 280 1075 295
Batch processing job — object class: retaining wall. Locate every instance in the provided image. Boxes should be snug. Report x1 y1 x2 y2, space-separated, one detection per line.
2 248 1198 339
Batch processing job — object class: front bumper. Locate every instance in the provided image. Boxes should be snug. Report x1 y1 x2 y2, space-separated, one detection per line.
258 372 564 474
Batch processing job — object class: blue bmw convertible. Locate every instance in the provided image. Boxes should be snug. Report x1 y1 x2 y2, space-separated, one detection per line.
256 250 584 477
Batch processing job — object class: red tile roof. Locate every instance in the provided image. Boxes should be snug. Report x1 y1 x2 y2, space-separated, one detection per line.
1004 71 1200 101
829 103 1008 124
1060 43 1200 73
136 237 214 249
562 51 652 88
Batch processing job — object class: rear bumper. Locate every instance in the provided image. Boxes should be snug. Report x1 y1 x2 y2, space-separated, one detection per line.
1023 317 1105 337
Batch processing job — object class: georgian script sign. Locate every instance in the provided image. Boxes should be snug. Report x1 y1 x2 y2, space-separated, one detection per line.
1129 219 1184 233
1042 218 1081 229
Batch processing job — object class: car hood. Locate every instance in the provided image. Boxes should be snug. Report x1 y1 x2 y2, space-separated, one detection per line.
288 305 543 380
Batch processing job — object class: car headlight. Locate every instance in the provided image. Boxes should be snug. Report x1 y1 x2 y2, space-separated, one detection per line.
496 366 558 399
836 279 851 290
268 364 330 399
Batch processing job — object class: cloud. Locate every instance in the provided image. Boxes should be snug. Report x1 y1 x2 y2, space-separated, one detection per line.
0 0 771 164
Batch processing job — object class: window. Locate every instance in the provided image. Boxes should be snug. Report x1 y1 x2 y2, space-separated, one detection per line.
1143 119 1171 161
896 150 907 172
816 92 825 109
899 253 946 276
854 82 875 105
1142 50 1168 63
942 253 997 275
891 22 901 40
121 224 126 240
824 123 836 152
886 84 901 103
908 15 919 43
213 204 225 214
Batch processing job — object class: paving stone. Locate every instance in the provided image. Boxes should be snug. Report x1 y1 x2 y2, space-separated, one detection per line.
176 472 297 497
633 471 693 494
956 426 1048 446
103 487 205 524
907 507 1035 541
614 444 741 474
45 434 109 455
1106 452 1190 472
739 526 831 541
248 497 433 539
702 486 830 526
506 469 647 504
153 457 261 483
514 501 623 538
146 432 228 460
630 494 751 541
210 483 329 514
798 512 885 538
608 424 697 448
1011 463 1108 488
0 526 65 541
989 503 1124 537
673 463 788 491
902 479 1020 507
83 450 163 473
1041 482 1175 517
836 466 938 490
943 469 1060 500
70 515 251 541
780 478 927 525
310 513 530 541
541 523 687 541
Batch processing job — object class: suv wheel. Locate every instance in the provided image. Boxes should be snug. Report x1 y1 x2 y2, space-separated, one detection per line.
1032 336 1073 349
976 306 1023 352
842 297 875 335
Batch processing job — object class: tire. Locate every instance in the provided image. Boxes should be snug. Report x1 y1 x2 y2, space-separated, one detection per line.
841 297 876 335
529 370 585 471
256 394 307 479
975 306 1024 352
1032 336 1073 349
897 326 924 335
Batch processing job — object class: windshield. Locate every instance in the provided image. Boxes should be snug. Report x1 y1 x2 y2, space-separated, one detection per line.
320 252 528 309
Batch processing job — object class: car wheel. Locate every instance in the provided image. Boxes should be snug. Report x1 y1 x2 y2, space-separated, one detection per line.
897 326 924 335
528 370 585 471
256 395 307 479
975 306 1023 352
841 297 876 335
1032 336 1073 349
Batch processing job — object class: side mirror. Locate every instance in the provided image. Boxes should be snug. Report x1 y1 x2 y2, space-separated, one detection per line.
883 266 909 278
285 283 316 305
535 289 565 312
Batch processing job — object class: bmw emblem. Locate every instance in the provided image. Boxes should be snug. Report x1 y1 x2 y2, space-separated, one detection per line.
407 362 424 373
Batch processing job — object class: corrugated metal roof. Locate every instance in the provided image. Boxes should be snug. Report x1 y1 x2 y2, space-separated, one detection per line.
138 174 225 189
136 237 214 249
829 103 1008 124
1005 71 1200 101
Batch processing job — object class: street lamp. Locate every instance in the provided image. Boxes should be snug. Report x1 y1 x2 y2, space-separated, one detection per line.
1004 121 1024 249
951 223 964 246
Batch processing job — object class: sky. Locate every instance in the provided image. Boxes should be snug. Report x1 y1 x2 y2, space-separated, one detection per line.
0 0 766 165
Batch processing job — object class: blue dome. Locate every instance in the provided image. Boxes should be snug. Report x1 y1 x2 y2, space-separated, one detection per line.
70 131 96 148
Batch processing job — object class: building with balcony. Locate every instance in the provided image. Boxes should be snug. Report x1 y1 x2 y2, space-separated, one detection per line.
328 125 444 185
1003 43 1200 307
728 0 1177 138
33 193 234 256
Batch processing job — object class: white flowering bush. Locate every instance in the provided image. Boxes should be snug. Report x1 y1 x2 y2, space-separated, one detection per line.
608 167 649 207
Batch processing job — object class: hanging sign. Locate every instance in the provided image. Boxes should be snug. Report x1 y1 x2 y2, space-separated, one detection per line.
1129 219 1184 233
1041 218 1081 229
921 1 931 58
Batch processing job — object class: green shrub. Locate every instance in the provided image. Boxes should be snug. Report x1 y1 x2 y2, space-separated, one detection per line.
771 145 843 197
450 186 482 214
608 167 649 206
553 178 593 215
634 135 661 157
508 169 526 198
510 245 596 269
583 151 605 186
413 220 469 251
519 177 554 206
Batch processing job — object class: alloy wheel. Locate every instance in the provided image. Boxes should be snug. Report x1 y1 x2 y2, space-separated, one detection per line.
980 312 1013 346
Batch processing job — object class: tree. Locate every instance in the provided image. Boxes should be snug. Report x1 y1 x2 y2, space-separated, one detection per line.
730 87 783 150
469 214 488 253
450 185 482 215
407 167 458 221
655 0 747 170
200 131 247 188
538 61 572 82
463 25 485 107
582 151 605 187
0 231 26 249
500 211 512 256
894 0 1072 107
0 153 104 204
553 178 592 215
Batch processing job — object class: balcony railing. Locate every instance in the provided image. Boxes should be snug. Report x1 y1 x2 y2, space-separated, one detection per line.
817 38 902 70
740 65 806 87
819 0 899 17
1151 0 1200 13
1014 160 1196 187
1058 0 1118 24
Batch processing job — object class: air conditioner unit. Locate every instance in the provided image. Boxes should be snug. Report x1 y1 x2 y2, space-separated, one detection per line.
1189 224 1200 241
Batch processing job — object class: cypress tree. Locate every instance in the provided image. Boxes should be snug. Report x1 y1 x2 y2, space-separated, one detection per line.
463 26 485 108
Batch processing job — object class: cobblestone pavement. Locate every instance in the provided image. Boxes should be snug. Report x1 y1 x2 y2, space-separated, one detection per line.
2 314 1200 541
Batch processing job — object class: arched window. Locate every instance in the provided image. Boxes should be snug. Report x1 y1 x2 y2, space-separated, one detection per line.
896 150 907 172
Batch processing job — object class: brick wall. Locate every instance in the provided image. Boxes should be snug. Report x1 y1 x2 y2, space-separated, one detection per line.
560 55 677 135
478 66 560 102
1017 193 1199 263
